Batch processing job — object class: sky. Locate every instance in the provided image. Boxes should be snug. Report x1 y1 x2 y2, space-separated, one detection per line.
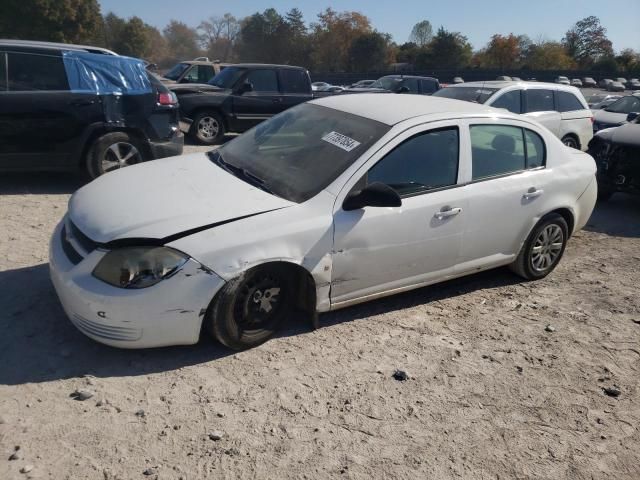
98 0 640 52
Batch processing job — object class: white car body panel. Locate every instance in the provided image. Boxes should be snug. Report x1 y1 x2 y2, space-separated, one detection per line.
50 94 598 348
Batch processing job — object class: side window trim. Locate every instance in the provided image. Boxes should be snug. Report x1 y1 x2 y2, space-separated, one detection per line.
0 52 7 91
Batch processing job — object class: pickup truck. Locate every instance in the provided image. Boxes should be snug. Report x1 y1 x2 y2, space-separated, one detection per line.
170 64 314 144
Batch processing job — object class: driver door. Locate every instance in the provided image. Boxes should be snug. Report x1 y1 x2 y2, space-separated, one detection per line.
331 123 469 306
232 68 283 131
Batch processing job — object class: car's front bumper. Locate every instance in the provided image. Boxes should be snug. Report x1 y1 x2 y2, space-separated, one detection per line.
49 219 225 349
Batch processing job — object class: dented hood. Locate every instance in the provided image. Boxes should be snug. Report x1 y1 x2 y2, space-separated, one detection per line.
68 153 294 244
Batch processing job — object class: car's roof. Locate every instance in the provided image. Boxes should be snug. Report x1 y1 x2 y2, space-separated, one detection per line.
0 39 117 55
310 93 504 126
381 74 438 81
445 80 584 93
231 63 306 70
180 60 232 66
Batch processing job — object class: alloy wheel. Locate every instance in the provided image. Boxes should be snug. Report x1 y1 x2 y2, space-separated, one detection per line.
101 142 141 172
530 224 564 272
197 116 219 139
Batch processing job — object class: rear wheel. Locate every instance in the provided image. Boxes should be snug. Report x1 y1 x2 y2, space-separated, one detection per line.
561 135 579 149
86 132 144 179
191 111 225 145
207 265 294 350
510 213 569 280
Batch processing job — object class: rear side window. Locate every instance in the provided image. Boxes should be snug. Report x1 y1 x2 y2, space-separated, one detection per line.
7 52 69 91
402 78 419 93
491 90 522 114
556 91 585 112
367 127 459 196
420 79 438 94
246 69 278 92
471 125 546 180
279 69 310 94
0 53 6 91
525 89 554 113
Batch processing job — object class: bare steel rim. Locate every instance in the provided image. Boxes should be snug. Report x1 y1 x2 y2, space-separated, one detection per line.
101 142 141 172
197 116 220 139
562 136 579 149
530 224 564 272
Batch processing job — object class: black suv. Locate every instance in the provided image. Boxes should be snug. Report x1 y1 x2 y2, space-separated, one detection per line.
170 64 313 144
0 40 184 178
346 75 441 95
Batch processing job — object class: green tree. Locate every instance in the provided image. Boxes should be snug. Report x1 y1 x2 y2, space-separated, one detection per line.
0 0 102 44
525 42 575 70
409 20 433 47
562 16 613 66
163 20 201 62
616 48 640 73
417 27 472 69
284 8 312 67
348 31 390 72
236 9 290 63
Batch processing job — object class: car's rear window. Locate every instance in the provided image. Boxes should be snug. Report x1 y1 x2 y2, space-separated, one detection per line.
557 91 585 112
433 86 498 104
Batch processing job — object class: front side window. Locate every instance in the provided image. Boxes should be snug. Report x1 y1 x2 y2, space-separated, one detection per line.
246 69 278 92
183 65 215 84
556 91 585 112
163 62 189 81
399 78 419 93
525 89 554 112
604 96 640 114
491 90 522 114
209 66 246 89
279 69 310 94
367 128 459 196
7 52 69 91
471 125 545 180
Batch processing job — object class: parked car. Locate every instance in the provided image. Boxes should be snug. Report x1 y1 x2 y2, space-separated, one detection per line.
628 79 640 91
49 94 597 350
433 81 593 150
347 75 440 95
607 81 625 92
615 77 628 86
496 75 512 81
599 78 613 89
0 40 183 178
511 76 522 81
452 76 464 84
592 94 640 132
312 82 344 93
570 79 583 87
582 77 597 87
587 94 623 110
349 79 376 88
161 59 229 85
170 64 312 145
555 76 570 85
312 81 331 91
588 112 640 200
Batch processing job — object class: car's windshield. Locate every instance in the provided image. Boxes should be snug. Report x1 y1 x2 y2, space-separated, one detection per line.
208 66 247 88
163 63 190 81
212 103 390 203
605 96 640 114
370 77 401 91
433 86 499 103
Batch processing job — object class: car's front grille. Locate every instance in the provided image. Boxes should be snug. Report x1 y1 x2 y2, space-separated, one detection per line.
60 226 83 265
71 313 142 342
68 220 98 254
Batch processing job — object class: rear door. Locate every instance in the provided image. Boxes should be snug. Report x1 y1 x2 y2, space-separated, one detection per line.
232 68 281 130
0 49 97 170
523 88 561 137
278 69 312 110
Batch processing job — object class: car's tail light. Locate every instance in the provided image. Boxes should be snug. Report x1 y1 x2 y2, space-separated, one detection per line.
158 92 178 106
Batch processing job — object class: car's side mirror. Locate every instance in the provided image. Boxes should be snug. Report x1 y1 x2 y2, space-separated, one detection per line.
626 112 639 122
342 182 402 211
236 81 253 94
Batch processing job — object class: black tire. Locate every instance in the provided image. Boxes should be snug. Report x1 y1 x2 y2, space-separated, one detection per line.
86 132 144 179
561 135 579 150
207 265 294 350
510 213 569 280
191 111 225 145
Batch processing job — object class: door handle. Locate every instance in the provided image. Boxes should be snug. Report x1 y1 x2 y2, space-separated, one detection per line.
523 188 544 200
434 207 462 219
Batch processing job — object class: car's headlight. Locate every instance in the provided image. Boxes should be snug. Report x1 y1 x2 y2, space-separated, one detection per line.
92 247 189 289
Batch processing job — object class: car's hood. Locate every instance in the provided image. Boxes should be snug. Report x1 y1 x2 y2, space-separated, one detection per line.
168 83 228 94
68 153 294 244
593 109 627 125
594 123 640 147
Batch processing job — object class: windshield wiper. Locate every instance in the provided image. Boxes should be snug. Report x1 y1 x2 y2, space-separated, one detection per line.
207 151 277 196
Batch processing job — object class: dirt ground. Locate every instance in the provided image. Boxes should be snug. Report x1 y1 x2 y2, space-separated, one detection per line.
1 172 639 480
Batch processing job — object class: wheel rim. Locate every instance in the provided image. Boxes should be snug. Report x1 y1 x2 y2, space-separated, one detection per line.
234 272 285 334
530 224 564 272
101 142 141 172
197 116 219 139
563 137 578 149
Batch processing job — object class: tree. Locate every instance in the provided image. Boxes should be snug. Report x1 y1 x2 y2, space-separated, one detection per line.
0 0 102 44
284 8 312 67
562 16 613 66
481 34 521 70
236 9 291 63
395 42 421 65
348 31 390 72
417 27 472 69
409 20 433 47
163 20 201 63
616 48 640 73
525 41 575 70
198 13 240 62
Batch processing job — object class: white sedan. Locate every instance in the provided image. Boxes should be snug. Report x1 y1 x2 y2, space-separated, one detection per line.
50 95 598 350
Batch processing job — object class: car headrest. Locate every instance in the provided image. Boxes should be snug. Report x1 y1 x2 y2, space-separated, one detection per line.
491 134 516 154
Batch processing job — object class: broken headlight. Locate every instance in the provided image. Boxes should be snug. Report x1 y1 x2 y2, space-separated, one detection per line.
92 247 189 289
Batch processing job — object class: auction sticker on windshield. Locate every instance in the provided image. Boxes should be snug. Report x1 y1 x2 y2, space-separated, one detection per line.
322 131 361 152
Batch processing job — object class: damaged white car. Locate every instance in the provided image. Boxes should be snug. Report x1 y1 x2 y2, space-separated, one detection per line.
50 94 598 350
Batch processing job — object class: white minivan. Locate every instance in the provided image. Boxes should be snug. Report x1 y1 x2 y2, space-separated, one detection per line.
434 81 594 150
